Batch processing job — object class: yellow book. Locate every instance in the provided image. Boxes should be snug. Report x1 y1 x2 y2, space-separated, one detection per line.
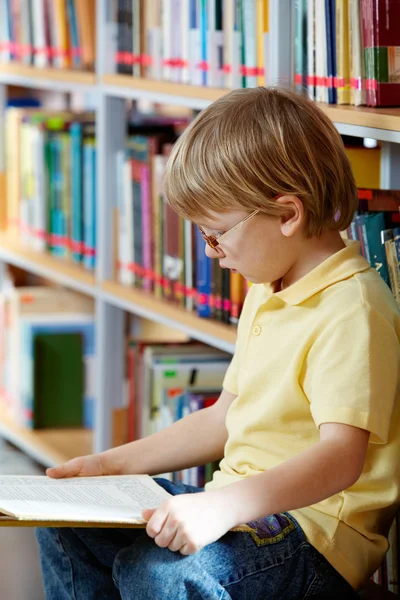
5 109 23 235
256 0 269 86
336 0 351 104
54 0 70 69
0 474 170 528
344 146 381 189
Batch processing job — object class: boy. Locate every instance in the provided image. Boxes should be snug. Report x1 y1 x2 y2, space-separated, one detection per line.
36 88 400 599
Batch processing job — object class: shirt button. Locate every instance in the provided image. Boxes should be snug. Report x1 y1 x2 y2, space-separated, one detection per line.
252 325 262 336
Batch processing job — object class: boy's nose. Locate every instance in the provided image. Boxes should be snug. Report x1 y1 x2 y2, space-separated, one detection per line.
205 244 225 259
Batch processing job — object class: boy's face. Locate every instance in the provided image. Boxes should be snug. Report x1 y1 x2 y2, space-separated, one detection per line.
197 204 301 285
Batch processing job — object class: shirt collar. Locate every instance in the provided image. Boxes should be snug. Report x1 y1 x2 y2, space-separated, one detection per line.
263 240 371 306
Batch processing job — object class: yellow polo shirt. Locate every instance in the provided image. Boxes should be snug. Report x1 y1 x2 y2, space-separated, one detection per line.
205 240 400 590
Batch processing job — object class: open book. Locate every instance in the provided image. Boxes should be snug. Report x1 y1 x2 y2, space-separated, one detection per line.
0 474 172 527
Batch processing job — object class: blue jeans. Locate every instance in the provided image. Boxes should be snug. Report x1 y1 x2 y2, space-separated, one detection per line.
35 478 358 599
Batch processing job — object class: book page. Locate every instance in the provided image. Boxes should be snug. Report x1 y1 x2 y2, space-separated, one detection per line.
0 475 172 524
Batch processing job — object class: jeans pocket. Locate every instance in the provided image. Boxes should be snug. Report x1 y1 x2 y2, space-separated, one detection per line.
233 512 297 548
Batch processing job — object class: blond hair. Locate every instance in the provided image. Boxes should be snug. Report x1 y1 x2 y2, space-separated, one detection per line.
164 87 358 238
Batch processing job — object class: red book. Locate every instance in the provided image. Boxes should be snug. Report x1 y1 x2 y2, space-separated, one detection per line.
360 0 400 106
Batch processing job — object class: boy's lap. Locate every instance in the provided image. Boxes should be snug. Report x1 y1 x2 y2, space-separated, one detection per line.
114 512 315 597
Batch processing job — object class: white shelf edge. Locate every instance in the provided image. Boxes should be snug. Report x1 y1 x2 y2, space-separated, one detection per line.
0 246 96 297
101 288 236 354
0 72 95 93
101 83 212 110
334 122 400 143
0 422 58 468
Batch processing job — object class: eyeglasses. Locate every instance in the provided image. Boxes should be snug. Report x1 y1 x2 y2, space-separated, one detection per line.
198 209 259 250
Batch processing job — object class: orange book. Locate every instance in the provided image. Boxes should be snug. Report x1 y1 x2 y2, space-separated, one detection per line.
230 272 245 325
74 0 96 70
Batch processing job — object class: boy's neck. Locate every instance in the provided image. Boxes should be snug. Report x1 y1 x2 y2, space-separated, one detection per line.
279 230 347 292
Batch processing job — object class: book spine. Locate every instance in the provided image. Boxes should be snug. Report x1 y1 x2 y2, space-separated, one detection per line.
189 0 202 86
70 123 83 263
67 0 81 68
307 0 316 99
83 139 96 271
199 0 208 86
32 0 48 67
141 163 153 291
184 220 194 312
195 227 212 317
242 0 257 87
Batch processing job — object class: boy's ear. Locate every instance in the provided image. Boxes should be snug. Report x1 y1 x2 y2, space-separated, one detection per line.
276 195 304 237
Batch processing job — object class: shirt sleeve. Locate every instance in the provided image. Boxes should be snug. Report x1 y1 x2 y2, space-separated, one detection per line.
303 303 400 444
223 350 240 395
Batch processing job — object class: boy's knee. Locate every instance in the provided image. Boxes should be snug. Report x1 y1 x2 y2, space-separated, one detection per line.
113 539 189 596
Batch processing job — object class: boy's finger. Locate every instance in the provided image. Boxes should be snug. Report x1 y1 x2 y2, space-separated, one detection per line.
46 463 75 478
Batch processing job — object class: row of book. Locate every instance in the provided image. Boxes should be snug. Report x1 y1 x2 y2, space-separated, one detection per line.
124 325 230 486
113 0 269 89
5 108 97 270
0 0 96 71
294 0 400 107
0 284 95 430
116 128 248 324
345 190 400 306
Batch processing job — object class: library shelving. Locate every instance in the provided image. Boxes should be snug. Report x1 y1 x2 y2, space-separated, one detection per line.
0 234 95 297
1 0 400 472
0 404 92 467
101 280 237 353
0 64 96 93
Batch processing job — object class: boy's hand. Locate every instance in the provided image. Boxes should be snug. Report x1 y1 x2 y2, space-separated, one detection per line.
46 454 107 479
142 491 232 555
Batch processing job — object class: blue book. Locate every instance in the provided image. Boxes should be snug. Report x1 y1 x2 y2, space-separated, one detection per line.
199 0 208 86
20 317 95 429
67 0 81 69
83 139 96 270
195 227 212 317
49 136 65 258
364 212 390 288
70 122 83 263
325 0 337 104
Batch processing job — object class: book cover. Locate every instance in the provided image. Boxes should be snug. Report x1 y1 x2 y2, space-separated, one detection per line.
33 332 84 428
20 315 95 430
364 212 390 288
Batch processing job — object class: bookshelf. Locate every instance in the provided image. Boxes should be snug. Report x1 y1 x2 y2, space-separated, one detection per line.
0 404 92 467
0 64 96 93
102 280 236 353
102 74 400 137
0 0 400 470
0 234 95 296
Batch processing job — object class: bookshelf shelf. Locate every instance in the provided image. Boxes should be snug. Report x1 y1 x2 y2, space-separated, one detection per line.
101 280 237 354
102 74 227 109
103 75 400 140
0 234 95 296
0 64 96 92
0 404 92 467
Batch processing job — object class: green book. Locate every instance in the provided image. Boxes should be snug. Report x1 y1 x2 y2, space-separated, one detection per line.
33 333 84 429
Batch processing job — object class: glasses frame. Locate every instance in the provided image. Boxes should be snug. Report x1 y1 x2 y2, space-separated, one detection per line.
198 209 260 250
